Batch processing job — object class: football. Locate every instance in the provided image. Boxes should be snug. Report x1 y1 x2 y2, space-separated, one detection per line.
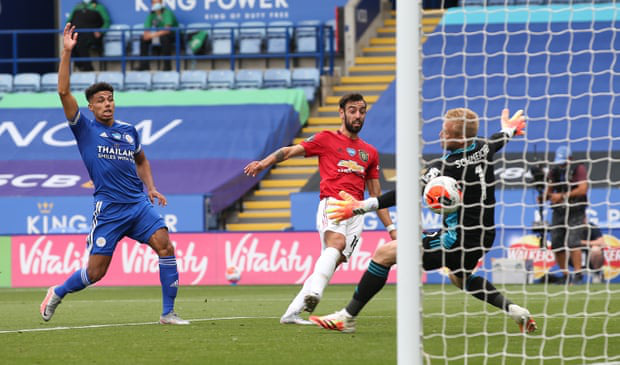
423 175 462 214
225 266 242 284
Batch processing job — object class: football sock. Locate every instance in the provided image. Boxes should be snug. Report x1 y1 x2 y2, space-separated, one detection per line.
55 268 91 298
309 246 341 297
284 276 313 315
159 256 179 316
465 274 513 311
346 260 389 317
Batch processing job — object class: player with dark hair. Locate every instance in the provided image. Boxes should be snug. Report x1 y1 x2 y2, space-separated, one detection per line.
244 93 396 325
309 108 537 334
40 24 189 325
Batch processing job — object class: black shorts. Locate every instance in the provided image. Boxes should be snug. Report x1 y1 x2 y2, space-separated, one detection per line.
422 229 495 277
550 208 587 250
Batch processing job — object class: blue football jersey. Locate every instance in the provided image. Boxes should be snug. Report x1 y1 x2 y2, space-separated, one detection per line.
69 111 146 203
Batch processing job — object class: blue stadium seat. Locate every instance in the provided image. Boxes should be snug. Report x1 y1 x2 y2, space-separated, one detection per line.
0 73 13 93
180 70 208 89
266 21 293 54
104 24 130 57
152 71 180 90
212 22 239 55
13 73 41 92
207 70 235 89
324 19 336 52
295 20 321 53
239 21 266 54
291 68 320 102
124 71 152 91
235 69 263 89
70 72 96 92
130 23 144 56
40 72 59 92
97 71 125 90
263 68 291 88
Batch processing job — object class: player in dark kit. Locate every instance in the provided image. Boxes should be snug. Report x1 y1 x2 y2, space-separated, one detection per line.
40 24 189 325
309 108 538 334
244 93 396 325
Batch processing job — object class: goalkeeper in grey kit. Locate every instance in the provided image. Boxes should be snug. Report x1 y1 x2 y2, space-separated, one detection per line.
309 107 538 334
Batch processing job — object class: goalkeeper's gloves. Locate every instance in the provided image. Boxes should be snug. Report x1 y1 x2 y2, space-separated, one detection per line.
501 108 526 137
326 190 379 222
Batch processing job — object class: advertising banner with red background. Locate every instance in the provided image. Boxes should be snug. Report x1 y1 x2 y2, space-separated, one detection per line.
10 231 397 287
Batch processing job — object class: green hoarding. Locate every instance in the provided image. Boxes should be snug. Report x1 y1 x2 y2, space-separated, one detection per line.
0 236 11 288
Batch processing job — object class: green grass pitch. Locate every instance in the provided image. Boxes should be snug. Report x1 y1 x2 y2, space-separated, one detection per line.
0 284 618 364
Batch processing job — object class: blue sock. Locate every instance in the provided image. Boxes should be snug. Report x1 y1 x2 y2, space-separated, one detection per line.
159 256 179 316
54 268 91 298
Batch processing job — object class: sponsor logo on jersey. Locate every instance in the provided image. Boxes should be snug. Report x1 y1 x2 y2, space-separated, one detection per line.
359 149 368 162
346 147 356 157
97 145 135 162
111 132 122 140
337 160 365 174
99 132 108 138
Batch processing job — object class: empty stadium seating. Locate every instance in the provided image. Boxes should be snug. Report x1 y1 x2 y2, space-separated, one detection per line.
180 70 208 89
12 73 40 92
292 68 320 102
212 22 239 55
295 20 321 53
207 70 235 89
266 21 294 54
152 71 180 90
239 21 266 54
40 72 59 92
70 72 97 92
104 24 131 57
0 73 13 93
97 71 124 90
124 71 151 91
235 69 263 89
263 68 292 88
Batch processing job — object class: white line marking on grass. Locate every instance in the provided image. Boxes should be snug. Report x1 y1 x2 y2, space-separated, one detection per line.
0 316 278 334
0 315 393 335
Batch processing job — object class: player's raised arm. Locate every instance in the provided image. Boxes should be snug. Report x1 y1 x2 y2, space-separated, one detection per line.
58 23 79 120
244 144 306 177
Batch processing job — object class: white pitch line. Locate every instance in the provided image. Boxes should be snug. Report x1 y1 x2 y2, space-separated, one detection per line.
0 316 278 334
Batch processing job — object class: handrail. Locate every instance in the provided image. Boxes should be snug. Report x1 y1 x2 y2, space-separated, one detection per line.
0 25 336 76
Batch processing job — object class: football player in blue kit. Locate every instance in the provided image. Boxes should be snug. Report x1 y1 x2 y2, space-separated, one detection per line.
40 23 189 325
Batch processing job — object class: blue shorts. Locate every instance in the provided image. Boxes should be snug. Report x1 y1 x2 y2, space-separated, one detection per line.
87 197 167 256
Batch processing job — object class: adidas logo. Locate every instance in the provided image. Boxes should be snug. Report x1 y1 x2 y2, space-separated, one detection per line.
170 280 179 288
100 132 108 138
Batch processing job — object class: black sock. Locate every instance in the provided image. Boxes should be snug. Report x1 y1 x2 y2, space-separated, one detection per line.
465 275 513 312
346 260 390 317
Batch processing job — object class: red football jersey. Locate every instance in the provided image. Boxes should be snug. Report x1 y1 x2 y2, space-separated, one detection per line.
300 130 380 200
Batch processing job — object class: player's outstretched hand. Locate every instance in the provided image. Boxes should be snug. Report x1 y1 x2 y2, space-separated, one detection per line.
326 191 365 223
149 189 167 206
243 161 265 177
501 108 526 136
63 23 78 51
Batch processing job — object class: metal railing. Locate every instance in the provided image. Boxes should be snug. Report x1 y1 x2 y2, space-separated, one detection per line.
0 24 336 75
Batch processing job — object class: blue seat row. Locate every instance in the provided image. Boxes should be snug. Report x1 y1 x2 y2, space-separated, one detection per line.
0 68 320 101
103 20 335 58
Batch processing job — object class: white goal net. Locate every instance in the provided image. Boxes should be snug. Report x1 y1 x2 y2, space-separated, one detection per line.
418 2 620 364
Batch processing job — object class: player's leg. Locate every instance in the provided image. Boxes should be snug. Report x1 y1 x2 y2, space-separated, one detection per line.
310 240 396 333
566 213 587 283
449 235 536 333
130 199 189 325
41 201 120 321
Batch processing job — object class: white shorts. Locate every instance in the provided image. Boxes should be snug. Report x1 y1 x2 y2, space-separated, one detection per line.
316 197 364 260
